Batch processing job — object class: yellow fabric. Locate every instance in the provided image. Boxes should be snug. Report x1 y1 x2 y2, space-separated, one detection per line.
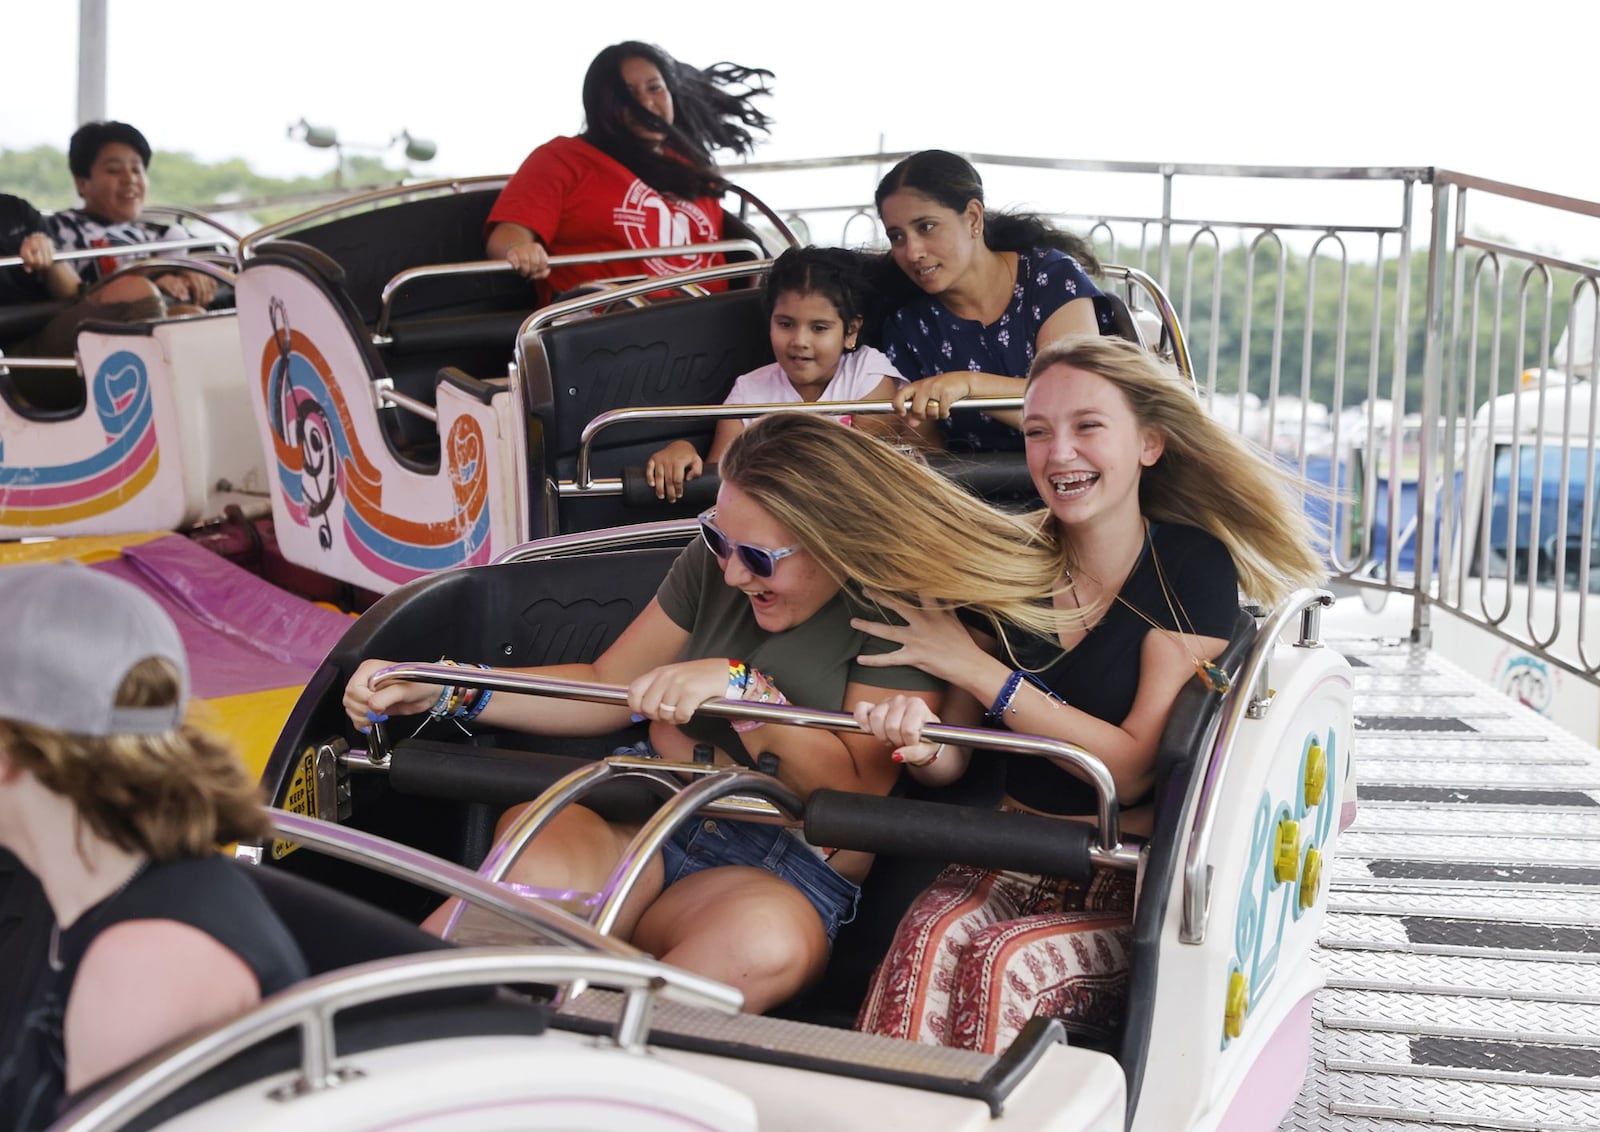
0 530 167 566
188 686 305 780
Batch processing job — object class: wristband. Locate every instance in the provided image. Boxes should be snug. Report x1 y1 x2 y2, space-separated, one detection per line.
985 670 1062 725
731 663 786 733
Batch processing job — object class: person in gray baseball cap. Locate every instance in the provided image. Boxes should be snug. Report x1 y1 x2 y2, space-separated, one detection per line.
0 564 305 1130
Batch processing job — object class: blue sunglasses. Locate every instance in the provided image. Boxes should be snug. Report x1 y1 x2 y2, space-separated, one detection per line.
698 508 800 578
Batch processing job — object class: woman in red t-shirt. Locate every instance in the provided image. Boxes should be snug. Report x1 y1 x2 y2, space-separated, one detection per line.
486 41 772 302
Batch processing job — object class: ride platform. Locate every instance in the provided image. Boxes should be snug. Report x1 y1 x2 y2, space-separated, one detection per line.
1286 630 1600 1131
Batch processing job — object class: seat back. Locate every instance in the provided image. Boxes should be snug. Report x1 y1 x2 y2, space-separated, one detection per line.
521 288 773 535
234 249 530 593
277 188 528 325
261 545 683 901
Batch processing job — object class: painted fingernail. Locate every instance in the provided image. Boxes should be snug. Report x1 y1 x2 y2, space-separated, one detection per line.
366 710 389 723
630 713 646 724
891 751 904 763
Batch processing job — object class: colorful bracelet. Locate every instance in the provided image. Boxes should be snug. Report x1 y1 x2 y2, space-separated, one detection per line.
729 660 787 733
985 669 1062 725
459 663 494 721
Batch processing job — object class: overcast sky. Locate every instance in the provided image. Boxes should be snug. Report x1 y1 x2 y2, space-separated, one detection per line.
3 1 1596 255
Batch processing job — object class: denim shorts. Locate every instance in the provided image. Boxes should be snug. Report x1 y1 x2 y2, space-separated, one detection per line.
659 816 861 943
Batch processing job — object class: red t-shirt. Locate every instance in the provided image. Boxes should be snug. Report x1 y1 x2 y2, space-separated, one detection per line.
487 136 725 301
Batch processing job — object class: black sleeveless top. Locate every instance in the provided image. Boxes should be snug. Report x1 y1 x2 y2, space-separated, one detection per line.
990 523 1239 815
0 855 307 1131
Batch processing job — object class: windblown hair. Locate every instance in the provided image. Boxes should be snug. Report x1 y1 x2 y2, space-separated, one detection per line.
0 657 270 860
718 413 1066 637
68 121 152 179
581 41 773 200
764 246 871 334
1025 338 1327 608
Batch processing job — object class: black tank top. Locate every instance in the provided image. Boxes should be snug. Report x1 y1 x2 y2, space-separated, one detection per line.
0 855 307 1131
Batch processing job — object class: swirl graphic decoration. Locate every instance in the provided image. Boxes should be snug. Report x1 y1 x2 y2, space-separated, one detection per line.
257 296 492 583
0 350 162 526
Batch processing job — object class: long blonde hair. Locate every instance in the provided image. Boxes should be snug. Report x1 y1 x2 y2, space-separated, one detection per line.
1 658 270 860
718 413 1068 635
1025 337 1326 608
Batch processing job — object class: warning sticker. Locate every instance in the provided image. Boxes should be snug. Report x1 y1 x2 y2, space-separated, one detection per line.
271 745 319 860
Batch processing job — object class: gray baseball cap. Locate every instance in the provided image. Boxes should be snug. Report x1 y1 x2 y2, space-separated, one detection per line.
0 563 189 736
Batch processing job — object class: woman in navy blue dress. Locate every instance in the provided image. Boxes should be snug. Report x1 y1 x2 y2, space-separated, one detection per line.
874 150 1113 453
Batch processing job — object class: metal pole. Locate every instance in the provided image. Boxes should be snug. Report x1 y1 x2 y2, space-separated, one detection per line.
76 0 108 124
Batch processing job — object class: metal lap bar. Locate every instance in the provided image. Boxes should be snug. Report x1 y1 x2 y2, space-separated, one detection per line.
267 811 635 959
53 948 742 1132
369 663 1124 854
237 175 512 258
517 260 773 342
376 238 765 337
594 769 804 936
1179 588 1334 944
0 236 231 271
570 397 1025 490
493 517 697 565
100 257 238 286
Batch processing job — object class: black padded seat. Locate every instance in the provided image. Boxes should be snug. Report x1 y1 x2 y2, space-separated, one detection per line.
522 287 774 535
261 546 683 910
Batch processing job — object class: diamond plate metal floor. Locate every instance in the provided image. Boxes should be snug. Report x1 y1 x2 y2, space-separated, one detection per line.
1282 636 1600 1132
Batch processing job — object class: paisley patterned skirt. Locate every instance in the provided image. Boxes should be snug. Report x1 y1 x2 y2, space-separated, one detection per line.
856 861 1136 1053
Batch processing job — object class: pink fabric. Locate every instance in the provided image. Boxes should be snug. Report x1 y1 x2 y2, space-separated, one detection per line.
93 534 351 699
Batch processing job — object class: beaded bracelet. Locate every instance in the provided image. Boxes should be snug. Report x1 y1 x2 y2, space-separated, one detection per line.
985 669 1063 725
428 659 493 722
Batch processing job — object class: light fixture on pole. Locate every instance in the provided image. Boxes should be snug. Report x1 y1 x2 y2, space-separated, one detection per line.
287 119 437 188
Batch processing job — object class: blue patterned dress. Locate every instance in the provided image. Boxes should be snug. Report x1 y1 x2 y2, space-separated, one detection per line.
881 247 1109 453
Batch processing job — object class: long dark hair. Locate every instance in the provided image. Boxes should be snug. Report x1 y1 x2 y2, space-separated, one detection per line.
580 41 773 200
863 149 1102 334
874 150 1100 271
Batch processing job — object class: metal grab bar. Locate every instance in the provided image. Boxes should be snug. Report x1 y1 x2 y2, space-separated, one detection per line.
266 811 637 959
516 259 773 343
369 663 1123 852
572 396 1024 489
494 516 698 565
373 379 437 422
1179 588 1334 944
723 181 802 248
53 947 742 1132
237 175 511 257
0 236 230 271
594 769 805 936
375 238 764 337
98 257 238 287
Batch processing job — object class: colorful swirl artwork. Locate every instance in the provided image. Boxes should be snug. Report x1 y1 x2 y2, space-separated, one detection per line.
0 350 161 526
259 298 490 584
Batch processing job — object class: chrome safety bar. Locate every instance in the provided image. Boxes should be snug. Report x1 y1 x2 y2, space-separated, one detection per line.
375 238 764 338
0 236 230 270
1179 588 1334 944
493 517 698 565
266 811 636 959
369 663 1124 853
52 947 741 1132
238 175 511 257
571 397 1024 489
516 260 773 342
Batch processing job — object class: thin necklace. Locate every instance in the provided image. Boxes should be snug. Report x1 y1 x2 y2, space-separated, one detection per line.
1104 522 1232 695
48 858 149 973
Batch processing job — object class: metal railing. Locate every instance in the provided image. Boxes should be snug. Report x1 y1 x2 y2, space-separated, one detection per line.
723 153 1600 696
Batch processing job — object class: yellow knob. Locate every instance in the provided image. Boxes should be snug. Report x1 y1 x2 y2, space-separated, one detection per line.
1274 820 1301 883
1224 970 1248 1039
1300 848 1322 909
1304 741 1327 807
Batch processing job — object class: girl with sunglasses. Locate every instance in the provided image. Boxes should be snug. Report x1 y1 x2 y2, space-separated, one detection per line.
849 337 1326 1053
343 413 1067 1013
